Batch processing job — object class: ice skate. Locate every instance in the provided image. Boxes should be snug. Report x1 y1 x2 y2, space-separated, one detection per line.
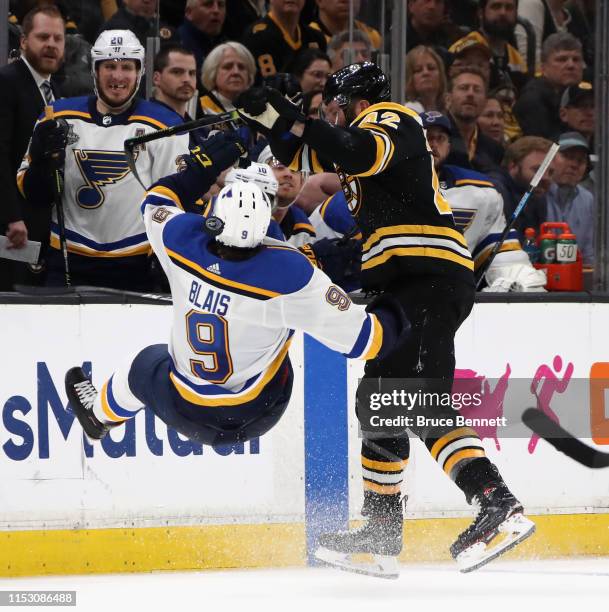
314 505 403 579
65 367 116 440
451 485 535 573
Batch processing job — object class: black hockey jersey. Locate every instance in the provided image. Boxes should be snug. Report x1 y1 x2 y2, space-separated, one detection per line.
242 11 326 78
270 102 475 290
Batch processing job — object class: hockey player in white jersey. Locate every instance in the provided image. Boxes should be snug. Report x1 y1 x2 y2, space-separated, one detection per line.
64 132 408 446
17 29 191 290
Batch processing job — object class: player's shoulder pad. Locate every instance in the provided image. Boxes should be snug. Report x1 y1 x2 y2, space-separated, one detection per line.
129 98 184 129
259 237 316 294
445 164 496 188
45 96 90 120
352 101 423 129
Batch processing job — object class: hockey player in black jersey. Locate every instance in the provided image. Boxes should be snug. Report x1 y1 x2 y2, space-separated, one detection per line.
236 62 535 577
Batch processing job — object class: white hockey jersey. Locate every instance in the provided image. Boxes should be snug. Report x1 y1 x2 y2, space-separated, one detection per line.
140 183 385 406
18 96 189 257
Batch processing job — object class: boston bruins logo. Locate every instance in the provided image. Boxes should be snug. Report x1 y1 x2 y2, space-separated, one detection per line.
338 170 362 216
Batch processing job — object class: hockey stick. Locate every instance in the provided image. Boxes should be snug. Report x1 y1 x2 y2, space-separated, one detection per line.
44 106 71 287
522 407 609 468
475 142 560 289
124 110 241 188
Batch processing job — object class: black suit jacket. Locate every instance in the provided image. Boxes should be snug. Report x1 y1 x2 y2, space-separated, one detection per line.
0 58 59 230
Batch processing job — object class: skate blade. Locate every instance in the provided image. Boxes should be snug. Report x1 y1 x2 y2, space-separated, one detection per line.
456 513 536 573
314 546 399 580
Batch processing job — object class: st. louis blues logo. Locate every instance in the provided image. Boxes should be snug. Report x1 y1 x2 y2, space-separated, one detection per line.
451 208 477 233
73 149 136 209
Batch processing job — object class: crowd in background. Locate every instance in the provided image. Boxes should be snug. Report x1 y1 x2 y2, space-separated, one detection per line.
0 0 599 292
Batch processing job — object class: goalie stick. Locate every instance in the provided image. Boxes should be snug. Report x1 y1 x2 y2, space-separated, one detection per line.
522 407 609 468
475 142 560 289
124 110 241 188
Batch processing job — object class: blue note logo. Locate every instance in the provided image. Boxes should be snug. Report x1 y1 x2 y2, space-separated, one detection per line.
73 149 136 209
451 208 477 233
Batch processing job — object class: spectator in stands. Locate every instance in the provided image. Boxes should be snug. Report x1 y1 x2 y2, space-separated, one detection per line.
199 41 256 114
100 0 177 45
292 48 331 94
445 66 504 173
513 32 584 139
223 0 263 41
448 32 492 85
152 45 197 120
545 131 594 265
517 0 592 72
311 0 382 49
302 89 323 119
487 136 555 238
242 0 326 78
475 0 528 92
559 81 594 146
178 0 227 89
477 95 507 145
0 5 65 290
406 0 465 53
326 29 371 71
404 45 447 113
491 76 522 142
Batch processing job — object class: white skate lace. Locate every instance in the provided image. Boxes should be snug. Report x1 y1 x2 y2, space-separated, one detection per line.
74 380 98 410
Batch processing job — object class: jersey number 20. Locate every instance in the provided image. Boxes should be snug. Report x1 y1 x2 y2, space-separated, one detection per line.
185 310 234 384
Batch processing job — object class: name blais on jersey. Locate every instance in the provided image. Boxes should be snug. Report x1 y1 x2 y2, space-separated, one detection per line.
188 281 231 316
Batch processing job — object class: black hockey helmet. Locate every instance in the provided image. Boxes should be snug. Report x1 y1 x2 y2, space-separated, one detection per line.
322 62 391 108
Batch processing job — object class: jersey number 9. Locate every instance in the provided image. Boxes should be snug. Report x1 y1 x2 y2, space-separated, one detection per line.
185 310 234 384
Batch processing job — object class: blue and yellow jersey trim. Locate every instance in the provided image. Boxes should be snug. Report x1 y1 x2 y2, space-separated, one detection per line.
50 223 149 257
127 114 168 131
141 184 183 214
199 95 225 115
472 230 522 270
361 224 473 272
170 338 292 406
100 376 134 423
345 313 384 360
454 178 495 188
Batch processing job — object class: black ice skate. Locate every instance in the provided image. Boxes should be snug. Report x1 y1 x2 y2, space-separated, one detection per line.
451 485 535 573
65 367 115 440
314 509 403 579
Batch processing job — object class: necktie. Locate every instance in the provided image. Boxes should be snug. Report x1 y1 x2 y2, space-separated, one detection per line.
41 80 54 105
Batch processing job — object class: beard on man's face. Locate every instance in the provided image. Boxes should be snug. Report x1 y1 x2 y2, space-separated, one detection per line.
483 17 515 41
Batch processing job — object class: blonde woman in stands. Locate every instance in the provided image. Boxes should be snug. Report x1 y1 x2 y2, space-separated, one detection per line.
404 45 447 113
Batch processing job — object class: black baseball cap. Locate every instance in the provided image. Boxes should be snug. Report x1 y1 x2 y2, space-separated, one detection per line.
420 111 451 134
560 82 594 108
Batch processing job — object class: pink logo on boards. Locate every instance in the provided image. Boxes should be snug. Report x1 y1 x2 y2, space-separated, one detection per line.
528 355 574 453
454 365 511 450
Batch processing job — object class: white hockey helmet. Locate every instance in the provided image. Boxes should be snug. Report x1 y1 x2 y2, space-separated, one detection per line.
91 30 145 108
225 162 279 209
213 182 272 249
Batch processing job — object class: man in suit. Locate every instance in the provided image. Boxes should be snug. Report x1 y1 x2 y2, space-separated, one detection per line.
0 5 65 290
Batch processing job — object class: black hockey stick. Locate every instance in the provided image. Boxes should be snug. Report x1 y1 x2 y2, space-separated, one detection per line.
124 110 240 188
45 106 71 287
522 407 609 468
475 142 559 289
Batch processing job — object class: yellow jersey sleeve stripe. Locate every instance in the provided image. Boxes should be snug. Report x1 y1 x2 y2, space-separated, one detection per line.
288 144 305 172
361 456 408 472
54 110 92 120
319 196 333 218
199 96 224 115
16 169 25 198
362 313 384 360
148 185 183 209
292 222 315 233
170 339 292 406
363 224 468 251
474 241 521 268
355 132 393 178
166 247 281 298
311 149 324 174
443 448 487 476
430 427 479 460
128 115 167 130
362 246 474 271
454 178 495 188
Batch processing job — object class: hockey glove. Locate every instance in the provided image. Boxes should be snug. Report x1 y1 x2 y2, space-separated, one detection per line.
236 87 306 136
365 293 411 360
186 130 247 177
483 263 547 292
308 237 362 290
29 118 69 166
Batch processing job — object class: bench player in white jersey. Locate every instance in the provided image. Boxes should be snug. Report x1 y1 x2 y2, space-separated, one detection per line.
17 29 190 290
64 132 408 446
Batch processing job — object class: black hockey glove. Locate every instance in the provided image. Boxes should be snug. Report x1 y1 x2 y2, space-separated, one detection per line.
236 86 306 137
29 119 69 166
308 237 362 289
186 130 247 177
365 293 411 360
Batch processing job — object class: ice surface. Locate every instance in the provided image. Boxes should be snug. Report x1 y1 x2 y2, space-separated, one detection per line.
2 558 608 612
